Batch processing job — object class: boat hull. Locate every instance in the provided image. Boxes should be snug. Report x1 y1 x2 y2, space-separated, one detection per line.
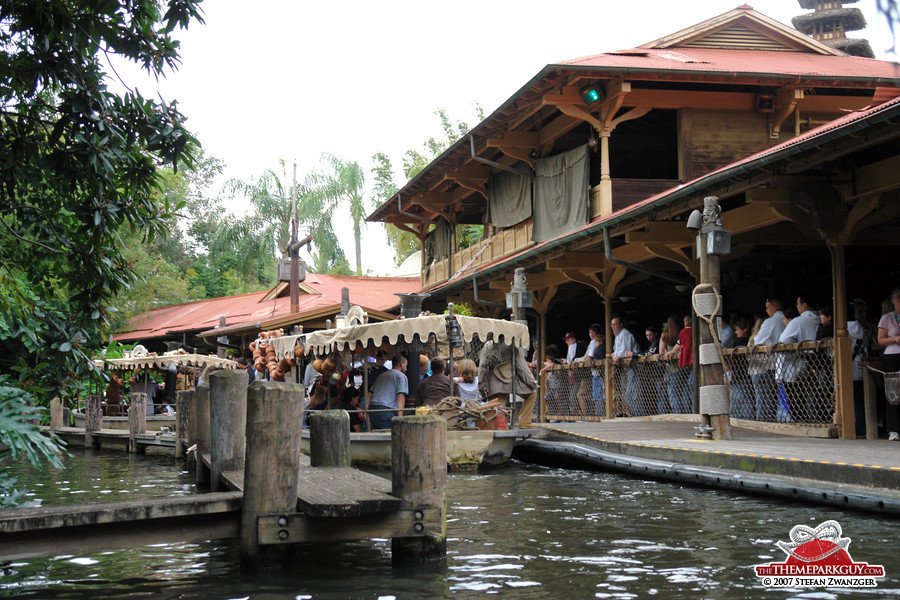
300 429 521 469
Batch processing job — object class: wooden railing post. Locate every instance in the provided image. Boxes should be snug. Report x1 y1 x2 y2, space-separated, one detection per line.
309 410 351 467
240 381 303 566
84 394 102 448
50 398 63 431
863 361 878 440
128 393 146 453
209 370 248 492
194 384 211 486
175 389 192 460
391 414 447 564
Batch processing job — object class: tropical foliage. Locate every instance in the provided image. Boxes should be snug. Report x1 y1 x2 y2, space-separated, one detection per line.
0 1 204 404
372 107 485 265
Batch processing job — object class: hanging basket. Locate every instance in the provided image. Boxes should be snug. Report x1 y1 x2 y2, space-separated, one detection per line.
886 371 900 406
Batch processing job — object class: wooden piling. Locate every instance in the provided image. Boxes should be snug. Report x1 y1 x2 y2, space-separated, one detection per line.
129 393 147 453
309 410 351 467
390 414 447 564
209 370 248 492
50 398 62 431
240 381 303 565
175 390 192 459
84 395 102 448
194 384 211 486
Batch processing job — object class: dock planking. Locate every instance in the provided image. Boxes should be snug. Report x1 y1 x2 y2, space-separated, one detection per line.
221 459 400 518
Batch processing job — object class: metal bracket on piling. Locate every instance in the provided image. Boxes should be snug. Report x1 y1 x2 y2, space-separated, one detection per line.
694 424 714 439
256 507 443 545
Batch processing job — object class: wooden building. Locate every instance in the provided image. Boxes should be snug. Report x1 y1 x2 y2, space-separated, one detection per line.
366 6 900 438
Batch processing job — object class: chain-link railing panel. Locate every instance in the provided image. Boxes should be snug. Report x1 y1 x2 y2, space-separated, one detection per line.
542 362 605 420
539 341 836 425
726 340 835 425
612 357 694 417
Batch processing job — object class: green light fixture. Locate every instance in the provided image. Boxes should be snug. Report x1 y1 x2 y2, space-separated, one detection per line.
583 88 600 104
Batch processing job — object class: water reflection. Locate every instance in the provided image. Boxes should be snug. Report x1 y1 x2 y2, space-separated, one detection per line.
2 451 899 598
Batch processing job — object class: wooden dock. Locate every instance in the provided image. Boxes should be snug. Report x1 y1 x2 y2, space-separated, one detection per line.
2 377 448 566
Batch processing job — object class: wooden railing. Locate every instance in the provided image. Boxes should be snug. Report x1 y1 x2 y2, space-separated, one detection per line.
422 219 534 288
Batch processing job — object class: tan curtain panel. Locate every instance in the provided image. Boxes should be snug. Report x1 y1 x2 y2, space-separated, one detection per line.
532 144 589 243
487 171 532 228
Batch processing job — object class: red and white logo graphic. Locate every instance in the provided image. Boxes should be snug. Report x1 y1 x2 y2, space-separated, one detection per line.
755 520 885 588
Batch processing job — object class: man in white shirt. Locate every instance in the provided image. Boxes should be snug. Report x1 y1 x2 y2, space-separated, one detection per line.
749 298 786 421
778 295 820 422
611 317 643 416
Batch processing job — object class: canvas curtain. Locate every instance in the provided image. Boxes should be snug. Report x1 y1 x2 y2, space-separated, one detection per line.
532 144 589 243
423 220 451 278
487 171 532 228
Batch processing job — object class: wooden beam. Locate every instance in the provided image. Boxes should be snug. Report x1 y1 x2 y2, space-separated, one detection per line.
485 131 539 148
562 269 603 294
442 166 491 181
625 222 695 244
838 195 879 245
848 154 900 200
610 106 651 130
721 202 791 235
533 285 558 313
537 114 579 154
601 265 628 297
545 251 607 271
599 80 631 130
771 87 804 139
643 243 696 277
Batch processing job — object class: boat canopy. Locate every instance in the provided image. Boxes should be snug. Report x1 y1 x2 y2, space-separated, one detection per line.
92 353 239 371
270 315 529 357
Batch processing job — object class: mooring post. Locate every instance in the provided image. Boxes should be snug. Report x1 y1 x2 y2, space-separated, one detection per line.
128 393 147 453
84 394 102 448
240 381 303 566
309 410 351 467
194 383 211 486
391 414 447 564
50 398 62 431
209 369 248 492
175 389 192 459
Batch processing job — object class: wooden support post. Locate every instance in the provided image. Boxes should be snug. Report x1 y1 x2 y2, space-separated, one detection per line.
84 395 102 448
175 390 192 460
50 398 63 431
863 362 878 440
240 381 303 566
390 414 447 564
129 393 146 453
194 384 211 486
62 406 71 428
604 295 614 419
209 370 248 492
830 241 855 440
309 410 351 467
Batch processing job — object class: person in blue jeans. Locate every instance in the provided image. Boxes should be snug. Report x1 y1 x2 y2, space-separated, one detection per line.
366 354 408 430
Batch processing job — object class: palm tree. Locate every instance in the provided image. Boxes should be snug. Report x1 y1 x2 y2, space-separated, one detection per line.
312 153 367 275
215 161 347 278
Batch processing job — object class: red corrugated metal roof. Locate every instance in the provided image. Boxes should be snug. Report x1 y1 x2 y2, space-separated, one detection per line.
558 47 900 80
115 273 421 342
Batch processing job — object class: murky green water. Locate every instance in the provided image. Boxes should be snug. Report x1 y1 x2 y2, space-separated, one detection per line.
2 449 899 599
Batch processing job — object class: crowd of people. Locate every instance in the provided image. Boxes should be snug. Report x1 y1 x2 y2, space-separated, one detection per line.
538 286 900 440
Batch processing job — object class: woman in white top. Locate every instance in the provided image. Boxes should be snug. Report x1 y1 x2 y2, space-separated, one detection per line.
877 287 900 440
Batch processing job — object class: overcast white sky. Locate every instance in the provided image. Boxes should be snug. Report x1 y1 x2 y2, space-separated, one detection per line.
121 1 898 275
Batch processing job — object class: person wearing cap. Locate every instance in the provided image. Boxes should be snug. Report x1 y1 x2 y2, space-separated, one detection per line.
562 332 578 364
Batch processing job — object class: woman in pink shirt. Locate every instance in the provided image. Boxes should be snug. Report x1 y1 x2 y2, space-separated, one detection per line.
877 287 900 440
